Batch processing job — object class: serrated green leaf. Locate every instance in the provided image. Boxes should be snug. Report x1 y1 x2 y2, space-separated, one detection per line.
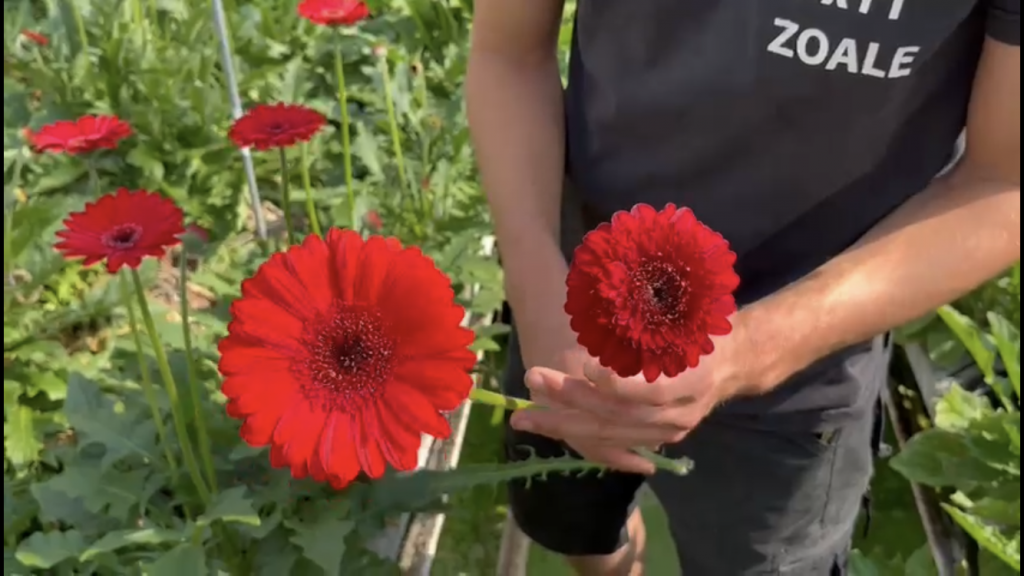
252 529 300 576
943 505 1020 571
15 530 86 569
4 405 42 466
937 305 997 380
63 374 156 467
988 312 1020 400
934 384 992 431
28 163 86 195
2 381 21 416
968 496 1021 527
890 428 1004 490
288 518 355 576
904 545 937 576
142 543 207 576
38 463 147 523
126 146 166 183
80 527 185 561
847 550 883 576
197 486 260 527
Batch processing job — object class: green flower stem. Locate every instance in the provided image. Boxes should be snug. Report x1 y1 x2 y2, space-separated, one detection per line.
5 150 26 285
467 388 694 476
130 268 211 505
119 273 177 473
277 147 295 246
333 36 357 230
131 0 144 29
377 50 410 195
179 248 218 492
86 161 100 196
300 143 322 237
67 0 90 52
468 388 535 411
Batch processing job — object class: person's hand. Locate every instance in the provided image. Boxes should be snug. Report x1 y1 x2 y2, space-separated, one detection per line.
518 335 667 473
510 329 753 474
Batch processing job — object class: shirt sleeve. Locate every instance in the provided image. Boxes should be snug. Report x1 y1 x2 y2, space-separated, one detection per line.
987 0 1020 46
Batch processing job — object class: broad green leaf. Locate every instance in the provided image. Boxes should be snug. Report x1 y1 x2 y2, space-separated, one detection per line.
39 463 147 523
4 405 42 466
27 163 86 195
2 381 20 416
904 545 938 576
988 312 1020 399
15 530 87 569
934 384 992 431
252 530 301 576
126 146 166 183
847 550 883 576
288 518 355 576
80 528 185 561
3 480 15 536
63 374 156 468
968 496 1021 527
890 428 1004 490
142 543 207 576
197 486 260 528
937 305 997 381
962 412 1020 474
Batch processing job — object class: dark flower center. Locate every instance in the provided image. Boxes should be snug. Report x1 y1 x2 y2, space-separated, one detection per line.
631 260 688 324
102 224 143 250
295 302 397 412
266 122 287 134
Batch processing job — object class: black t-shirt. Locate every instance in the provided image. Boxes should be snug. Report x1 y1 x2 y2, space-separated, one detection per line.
560 0 1020 427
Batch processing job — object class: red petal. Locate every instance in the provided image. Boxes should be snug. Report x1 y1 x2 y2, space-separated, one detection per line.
383 382 452 439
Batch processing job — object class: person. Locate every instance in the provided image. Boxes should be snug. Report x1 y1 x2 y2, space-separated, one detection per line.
465 1 1020 574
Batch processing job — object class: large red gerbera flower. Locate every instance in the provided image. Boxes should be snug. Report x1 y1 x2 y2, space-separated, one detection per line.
54 189 185 273
298 0 371 26
28 115 133 155
218 229 476 489
228 104 327 151
565 203 740 383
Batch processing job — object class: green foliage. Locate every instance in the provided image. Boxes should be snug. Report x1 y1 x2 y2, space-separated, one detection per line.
2 0 540 574
891 296 1021 572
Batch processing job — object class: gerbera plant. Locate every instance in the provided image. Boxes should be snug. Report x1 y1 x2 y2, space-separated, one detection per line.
298 0 371 231
228 103 327 243
27 114 133 193
53 189 215 503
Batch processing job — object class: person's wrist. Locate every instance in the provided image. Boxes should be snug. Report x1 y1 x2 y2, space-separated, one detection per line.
712 309 773 400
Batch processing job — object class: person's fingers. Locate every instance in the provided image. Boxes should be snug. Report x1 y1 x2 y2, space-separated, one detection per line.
527 374 704 435
510 408 687 447
583 359 699 407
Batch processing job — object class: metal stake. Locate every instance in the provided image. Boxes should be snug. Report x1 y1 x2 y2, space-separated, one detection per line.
210 0 267 241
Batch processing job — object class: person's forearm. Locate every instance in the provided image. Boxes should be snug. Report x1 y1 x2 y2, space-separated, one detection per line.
737 164 1020 393
466 52 575 354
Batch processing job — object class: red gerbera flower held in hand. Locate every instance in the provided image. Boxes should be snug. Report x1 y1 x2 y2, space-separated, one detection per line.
298 0 371 26
565 204 740 383
55 189 186 273
228 104 327 151
28 115 132 155
218 229 477 489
